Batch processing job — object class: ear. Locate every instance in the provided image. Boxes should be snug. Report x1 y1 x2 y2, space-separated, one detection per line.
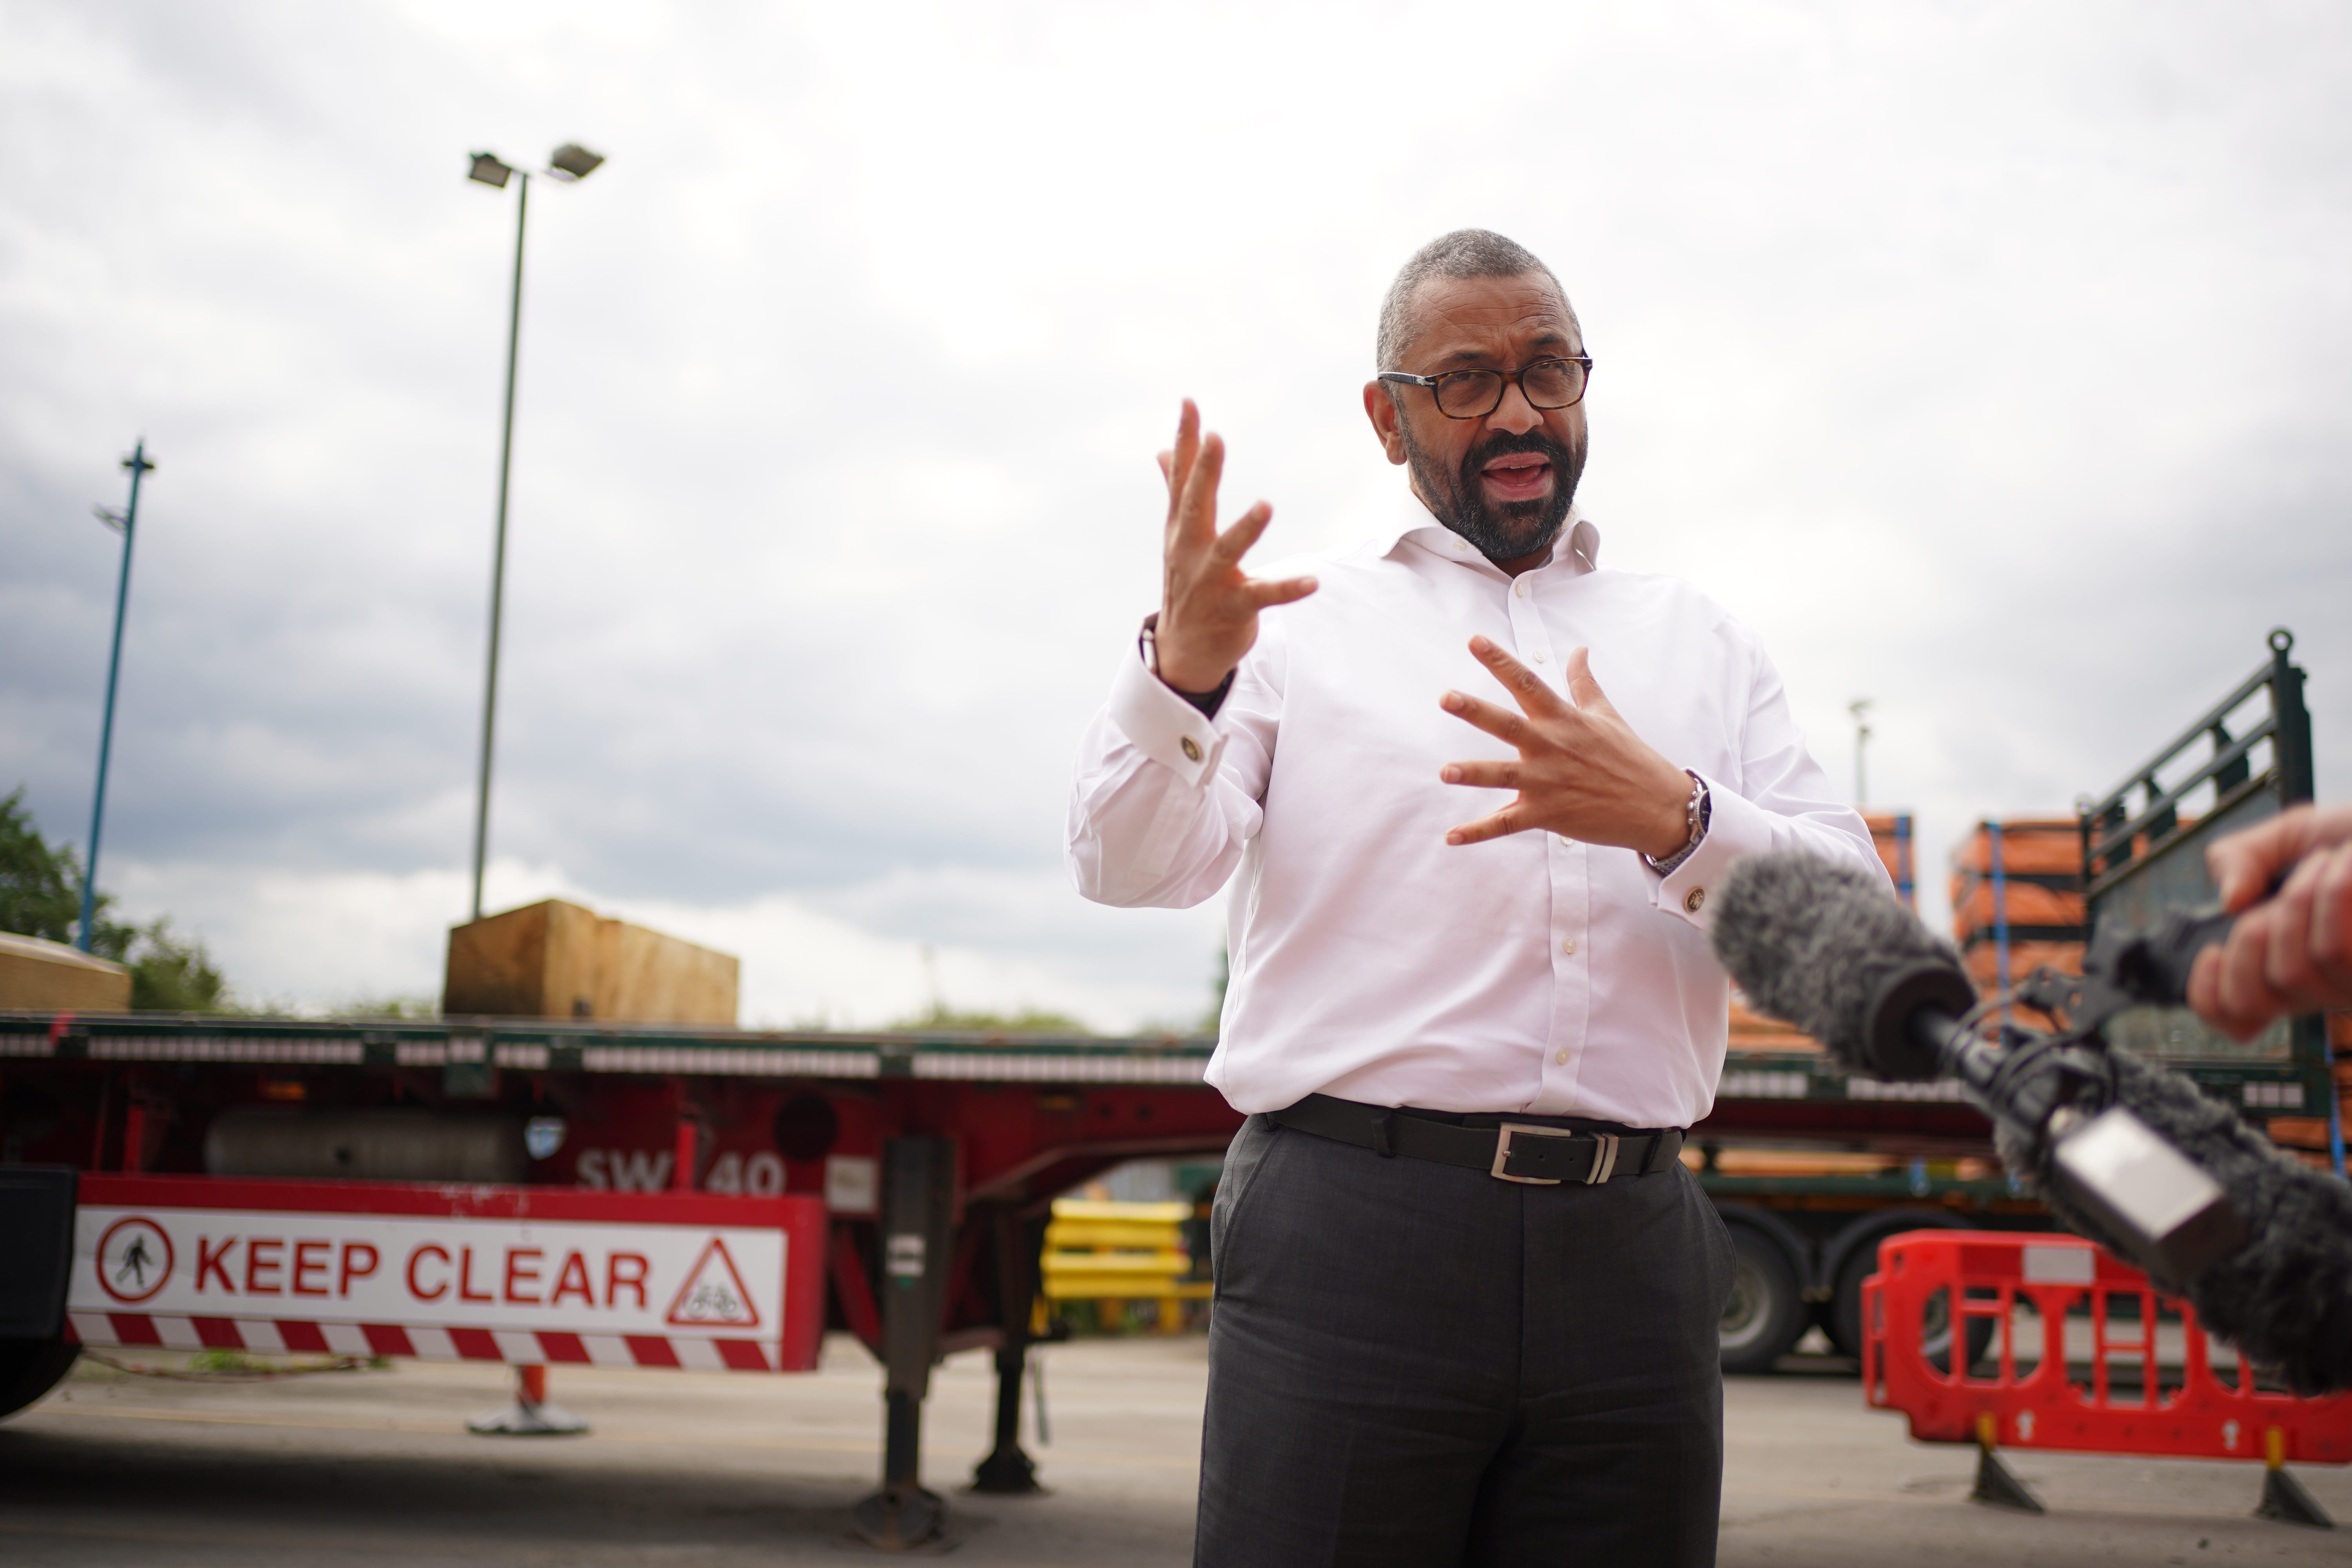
1362 381 1409 466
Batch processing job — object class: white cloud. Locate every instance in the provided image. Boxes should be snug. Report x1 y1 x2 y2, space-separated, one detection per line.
6 1 2349 1024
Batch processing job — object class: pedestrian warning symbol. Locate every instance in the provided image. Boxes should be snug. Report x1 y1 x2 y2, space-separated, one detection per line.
96 1216 174 1304
663 1236 761 1328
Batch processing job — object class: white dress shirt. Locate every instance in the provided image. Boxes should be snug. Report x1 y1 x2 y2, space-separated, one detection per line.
1066 492 1886 1127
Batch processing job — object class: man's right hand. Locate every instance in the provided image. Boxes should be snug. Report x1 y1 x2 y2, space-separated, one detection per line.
1152 400 1317 693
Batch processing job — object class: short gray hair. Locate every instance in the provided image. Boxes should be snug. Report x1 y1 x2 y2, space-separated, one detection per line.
1375 229 1572 371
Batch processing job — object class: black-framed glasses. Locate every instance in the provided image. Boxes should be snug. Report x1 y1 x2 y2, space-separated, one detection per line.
1376 356 1593 419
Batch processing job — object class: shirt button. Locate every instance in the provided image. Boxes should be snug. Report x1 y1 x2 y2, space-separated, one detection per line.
1532 650 1546 663
1685 887 1707 913
1553 1049 1570 1066
1180 737 1202 763
1513 580 1527 598
1560 937 1577 955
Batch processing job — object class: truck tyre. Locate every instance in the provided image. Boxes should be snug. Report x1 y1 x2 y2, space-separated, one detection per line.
0 1338 80 1421
1826 1244 1882 1359
1828 1233 1994 1370
1718 1223 1806 1374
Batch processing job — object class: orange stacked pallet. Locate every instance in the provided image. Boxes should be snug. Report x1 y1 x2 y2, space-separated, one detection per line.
1949 818 2087 998
1864 811 1917 909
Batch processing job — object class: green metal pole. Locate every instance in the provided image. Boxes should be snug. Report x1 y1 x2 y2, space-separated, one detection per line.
2267 628 2342 1178
470 171 528 922
79 442 155 952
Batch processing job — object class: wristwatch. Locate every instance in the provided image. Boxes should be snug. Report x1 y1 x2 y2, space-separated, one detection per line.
1139 613 1235 719
1644 771 1711 877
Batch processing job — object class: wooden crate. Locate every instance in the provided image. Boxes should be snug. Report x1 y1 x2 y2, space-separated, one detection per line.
442 899 739 1024
0 931 130 1011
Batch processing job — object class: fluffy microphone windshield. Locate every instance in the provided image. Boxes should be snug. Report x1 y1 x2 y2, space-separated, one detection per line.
1996 1051 2352 1394
1711 851 1972 1077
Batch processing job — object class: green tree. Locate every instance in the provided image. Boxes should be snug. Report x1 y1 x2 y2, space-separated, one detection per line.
0 787 90 944
0 785 228 1009
1 787 137 956
126 920 228 1012
889 1001 1093 1034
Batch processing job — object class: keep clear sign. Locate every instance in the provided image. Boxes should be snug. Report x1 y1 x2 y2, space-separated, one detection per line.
72 1204 782 1341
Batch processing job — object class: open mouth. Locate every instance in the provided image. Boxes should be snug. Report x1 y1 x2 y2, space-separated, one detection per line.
1479 454 1553 502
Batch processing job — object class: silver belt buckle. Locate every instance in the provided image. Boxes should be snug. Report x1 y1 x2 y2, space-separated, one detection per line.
1489 1124 1620 1185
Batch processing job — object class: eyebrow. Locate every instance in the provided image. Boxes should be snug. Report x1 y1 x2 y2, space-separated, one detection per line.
1434 331 1576 367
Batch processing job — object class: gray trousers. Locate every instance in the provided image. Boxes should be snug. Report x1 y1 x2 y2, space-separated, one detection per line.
1197 1113 1733 1567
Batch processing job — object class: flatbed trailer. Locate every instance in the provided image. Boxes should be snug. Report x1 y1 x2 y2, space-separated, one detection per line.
1 1013 2322 1390
0 639 2331 1545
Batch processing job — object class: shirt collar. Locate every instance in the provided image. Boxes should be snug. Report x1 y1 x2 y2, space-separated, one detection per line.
1375 486 1601 576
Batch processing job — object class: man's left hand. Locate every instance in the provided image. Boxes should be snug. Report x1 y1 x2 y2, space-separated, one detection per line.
1438 636 1692 857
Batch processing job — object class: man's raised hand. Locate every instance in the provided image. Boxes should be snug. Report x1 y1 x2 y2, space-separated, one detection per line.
1152 400 1318 694
1437 638 1692 858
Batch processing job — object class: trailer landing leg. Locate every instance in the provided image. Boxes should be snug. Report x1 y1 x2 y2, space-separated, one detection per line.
971 1203 1042 1495
971 1339 1040 1493
853 1138 955 1549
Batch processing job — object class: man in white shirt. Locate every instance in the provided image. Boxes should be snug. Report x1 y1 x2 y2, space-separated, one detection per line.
1067 230 1884 1567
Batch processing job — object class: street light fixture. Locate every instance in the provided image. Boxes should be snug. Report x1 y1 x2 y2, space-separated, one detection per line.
548 143 604 181
78 441 156 952
463 142 605 922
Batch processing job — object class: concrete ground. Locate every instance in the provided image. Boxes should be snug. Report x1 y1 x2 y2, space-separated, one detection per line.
1 1337 2347 1565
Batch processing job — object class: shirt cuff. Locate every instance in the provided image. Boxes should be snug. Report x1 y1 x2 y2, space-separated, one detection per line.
1109 635 1228 790
1140 613 1234 718
1650 772 1771 932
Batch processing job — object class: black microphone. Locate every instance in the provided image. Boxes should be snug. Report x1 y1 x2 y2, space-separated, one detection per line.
1713 851 2352 1394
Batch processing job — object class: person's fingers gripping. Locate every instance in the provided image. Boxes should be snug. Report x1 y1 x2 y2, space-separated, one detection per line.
2187 947 2242 1038
2208 807 2314 913
2308 844 2352 997
2259 851 2336 1010
2214 904 2294 1032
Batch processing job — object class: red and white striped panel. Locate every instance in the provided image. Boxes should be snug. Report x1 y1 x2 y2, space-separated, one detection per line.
69 1177 831 1374
67 1312 781 1372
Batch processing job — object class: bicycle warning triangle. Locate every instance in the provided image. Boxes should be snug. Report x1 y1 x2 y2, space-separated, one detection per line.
664 1236 762 1328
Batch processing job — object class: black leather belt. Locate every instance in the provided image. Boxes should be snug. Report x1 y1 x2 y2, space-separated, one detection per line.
1270 1094 1685 1185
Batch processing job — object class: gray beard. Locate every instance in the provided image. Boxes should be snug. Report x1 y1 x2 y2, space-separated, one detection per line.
1401 424 1581 564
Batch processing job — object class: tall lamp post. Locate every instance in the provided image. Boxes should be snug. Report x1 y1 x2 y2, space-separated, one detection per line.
78 441 157 952
463 142 605 922
1849 697 1875 808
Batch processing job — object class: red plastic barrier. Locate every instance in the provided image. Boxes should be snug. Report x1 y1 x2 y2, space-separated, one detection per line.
1863 1230 2352 1466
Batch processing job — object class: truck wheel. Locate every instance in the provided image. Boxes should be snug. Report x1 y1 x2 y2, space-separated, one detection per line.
0 1338 80 1421
1719 1224 1805 1374
1827 1246 1878 1359
1829 1243 1996 1369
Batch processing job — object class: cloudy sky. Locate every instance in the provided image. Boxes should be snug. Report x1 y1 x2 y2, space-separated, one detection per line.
4 1 2348 1030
